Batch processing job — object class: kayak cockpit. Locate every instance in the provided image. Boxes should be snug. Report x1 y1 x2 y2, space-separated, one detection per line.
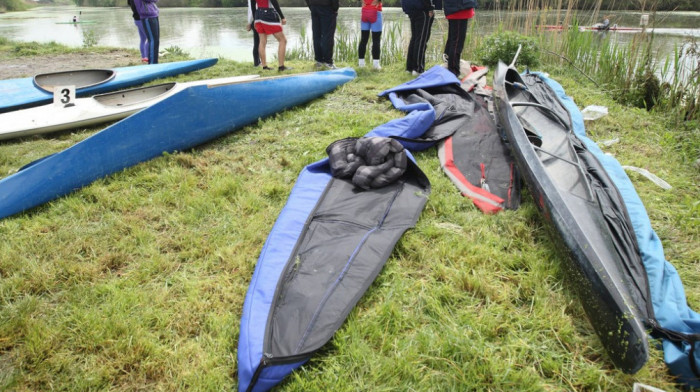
93 82 177 107
33 69 116 93
505 70 592 201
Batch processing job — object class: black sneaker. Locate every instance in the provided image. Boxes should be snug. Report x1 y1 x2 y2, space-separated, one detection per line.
262 66 272 70
278 65 293 72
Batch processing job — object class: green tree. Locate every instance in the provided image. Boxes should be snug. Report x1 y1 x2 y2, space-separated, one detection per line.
0 0 30 11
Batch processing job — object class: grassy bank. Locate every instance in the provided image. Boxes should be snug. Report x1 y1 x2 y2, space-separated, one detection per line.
0 41 698 391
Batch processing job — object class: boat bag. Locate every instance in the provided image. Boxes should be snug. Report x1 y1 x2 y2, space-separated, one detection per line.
378 65 521 213
237 111 435 392
536 72 700 387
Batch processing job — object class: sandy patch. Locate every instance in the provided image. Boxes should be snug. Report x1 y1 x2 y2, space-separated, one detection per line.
0 50 140 79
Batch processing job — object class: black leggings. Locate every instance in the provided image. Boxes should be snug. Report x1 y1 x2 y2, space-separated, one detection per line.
253 28 261 66
444 18 469 76
358 30 381 60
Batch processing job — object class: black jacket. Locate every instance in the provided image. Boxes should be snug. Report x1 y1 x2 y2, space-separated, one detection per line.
305 0 340 12
443 0 476 15
401 0 434 13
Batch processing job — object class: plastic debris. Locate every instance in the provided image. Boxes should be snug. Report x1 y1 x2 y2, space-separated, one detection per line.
598 137 620 147
581 105 609 120
622 166 672 190
633 383 667 392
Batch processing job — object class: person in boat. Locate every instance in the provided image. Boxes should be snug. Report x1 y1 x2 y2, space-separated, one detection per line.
401 0 435 76
357 0 382 70
127 0 149 63
599 15 611 30
442 0 476 77
246 0 292 71
132 0 159 64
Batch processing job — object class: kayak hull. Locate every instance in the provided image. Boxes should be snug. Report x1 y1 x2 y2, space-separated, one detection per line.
0 58 218 113
493 62 649 373
0 75 258 141
0 68 357 219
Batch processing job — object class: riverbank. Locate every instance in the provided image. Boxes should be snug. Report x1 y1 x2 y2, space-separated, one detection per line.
0 38 142 78
0 41 697 391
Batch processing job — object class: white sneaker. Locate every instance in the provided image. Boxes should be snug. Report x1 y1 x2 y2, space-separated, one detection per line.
372 59 381 69
358 59 366 67
411 70 421 76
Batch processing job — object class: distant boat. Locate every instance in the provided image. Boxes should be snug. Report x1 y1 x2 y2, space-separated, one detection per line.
0 74 259 141
0 68 357 220
55 20 96 24
537 24 643 32
0 58 218 113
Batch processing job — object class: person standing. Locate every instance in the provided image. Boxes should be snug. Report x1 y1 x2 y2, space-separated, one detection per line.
305 0 339 69
358 0 382 69
133 0 159 64
247 0 291 71
127 0 150 63
442 0 475 77
401 0 435 75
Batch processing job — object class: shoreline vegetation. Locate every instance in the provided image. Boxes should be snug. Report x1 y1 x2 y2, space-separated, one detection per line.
0 5 698 391
2 0 700 11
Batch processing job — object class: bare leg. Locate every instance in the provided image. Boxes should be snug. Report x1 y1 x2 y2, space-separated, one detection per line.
259 33 268 67
272 31 287 67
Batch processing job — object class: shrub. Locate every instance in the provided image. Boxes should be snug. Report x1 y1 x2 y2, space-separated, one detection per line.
475 30 539 68
82 30 98 48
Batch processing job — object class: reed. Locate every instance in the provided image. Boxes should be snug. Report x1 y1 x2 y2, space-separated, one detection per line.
286 24 312 61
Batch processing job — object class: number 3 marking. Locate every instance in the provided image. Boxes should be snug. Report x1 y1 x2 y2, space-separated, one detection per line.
61 88 71 104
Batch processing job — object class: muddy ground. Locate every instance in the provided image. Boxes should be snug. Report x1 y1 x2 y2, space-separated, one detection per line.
0 50 139 79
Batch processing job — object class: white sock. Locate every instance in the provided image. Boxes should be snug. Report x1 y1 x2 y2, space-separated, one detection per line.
373 59 381 69
359 58 366 67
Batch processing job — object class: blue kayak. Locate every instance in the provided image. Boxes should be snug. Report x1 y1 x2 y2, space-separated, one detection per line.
0 68 357 220
0 58 218 113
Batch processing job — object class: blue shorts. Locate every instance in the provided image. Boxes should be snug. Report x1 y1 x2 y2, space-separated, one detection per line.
360 12 383 32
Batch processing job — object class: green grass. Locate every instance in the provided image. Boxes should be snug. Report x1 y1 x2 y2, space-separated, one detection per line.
0 40 698 391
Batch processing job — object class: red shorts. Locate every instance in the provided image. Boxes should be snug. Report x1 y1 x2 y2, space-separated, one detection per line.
255 22 282 35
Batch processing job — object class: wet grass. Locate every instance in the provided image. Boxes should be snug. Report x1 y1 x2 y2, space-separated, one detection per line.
0 40 698 391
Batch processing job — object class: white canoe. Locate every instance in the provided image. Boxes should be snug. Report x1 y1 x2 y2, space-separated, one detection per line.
0 74 259 141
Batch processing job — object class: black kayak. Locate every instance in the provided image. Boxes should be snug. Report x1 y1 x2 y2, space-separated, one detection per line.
493 62 652 373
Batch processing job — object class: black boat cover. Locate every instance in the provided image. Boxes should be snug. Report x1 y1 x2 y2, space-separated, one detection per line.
237 108 435 392
379 65 520 213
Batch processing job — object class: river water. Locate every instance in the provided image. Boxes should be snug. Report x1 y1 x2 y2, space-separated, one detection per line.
0 6 698 64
